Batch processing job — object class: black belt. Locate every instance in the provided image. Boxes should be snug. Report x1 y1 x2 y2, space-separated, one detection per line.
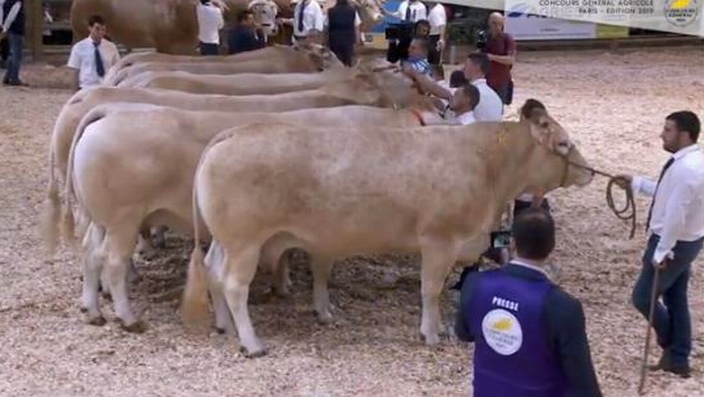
294 34 308 40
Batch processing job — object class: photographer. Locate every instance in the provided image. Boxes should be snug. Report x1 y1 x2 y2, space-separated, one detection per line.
454 207 603 397
478 12 516 105
385 19 428 64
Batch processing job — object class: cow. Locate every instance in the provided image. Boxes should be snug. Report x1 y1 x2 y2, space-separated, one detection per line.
105 48 345 86
180 104 595 357
103 43 330 84
116 68 353 94
58 102 438 330
42 67 416 258
70 0 382 55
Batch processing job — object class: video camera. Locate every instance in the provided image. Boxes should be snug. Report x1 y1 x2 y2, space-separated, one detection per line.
475 29 488 51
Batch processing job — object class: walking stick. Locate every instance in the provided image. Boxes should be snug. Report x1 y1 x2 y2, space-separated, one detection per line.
638 267 661 395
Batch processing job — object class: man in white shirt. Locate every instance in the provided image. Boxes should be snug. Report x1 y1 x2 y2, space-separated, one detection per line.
281 0 324 44
618 111 704 378
196 0 225 55
401 52 503 122
426 1 446 65
66 15 120 91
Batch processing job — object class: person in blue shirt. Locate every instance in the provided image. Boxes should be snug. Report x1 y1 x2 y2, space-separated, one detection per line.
400 37 431 76
455 207 603 397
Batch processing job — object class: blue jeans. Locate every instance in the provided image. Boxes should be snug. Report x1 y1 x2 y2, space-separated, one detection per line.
632 234 704 365
3 32 23 83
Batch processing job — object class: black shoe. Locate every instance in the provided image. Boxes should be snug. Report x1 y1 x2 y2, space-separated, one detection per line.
649 350 692 378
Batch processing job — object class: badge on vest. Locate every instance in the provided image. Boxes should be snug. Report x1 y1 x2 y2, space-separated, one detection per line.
481 308 523 356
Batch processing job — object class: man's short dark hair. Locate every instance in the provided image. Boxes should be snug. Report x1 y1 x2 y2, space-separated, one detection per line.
467 52 490 75
666 111 700 142
449 70 468 88
460 83 480 110
512 207 555 260
237 9 254 23
520 98 546 120
88 15 105 27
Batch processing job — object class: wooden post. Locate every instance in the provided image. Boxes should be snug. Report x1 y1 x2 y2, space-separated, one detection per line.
28 0 43 62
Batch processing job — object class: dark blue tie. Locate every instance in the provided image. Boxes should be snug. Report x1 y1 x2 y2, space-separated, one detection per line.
645 157 674 231
298 1 307 33
94 41 105 78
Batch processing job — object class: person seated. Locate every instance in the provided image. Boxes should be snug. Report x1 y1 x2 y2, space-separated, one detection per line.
228 10 266 55
400 37 431 76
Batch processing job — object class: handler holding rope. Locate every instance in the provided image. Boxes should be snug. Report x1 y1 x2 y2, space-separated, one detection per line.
617 111 704 380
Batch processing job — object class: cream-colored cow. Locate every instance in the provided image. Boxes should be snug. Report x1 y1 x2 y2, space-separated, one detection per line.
181 106 595 357
43 69 415 256
59 103 437 330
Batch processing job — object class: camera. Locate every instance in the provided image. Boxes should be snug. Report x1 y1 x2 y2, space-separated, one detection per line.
490 230 512 249
475 29 488 51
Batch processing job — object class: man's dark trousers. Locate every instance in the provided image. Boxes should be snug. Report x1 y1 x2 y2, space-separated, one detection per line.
327 4 356 66
427 34 441 65
4 32 23 84
632 234 704 367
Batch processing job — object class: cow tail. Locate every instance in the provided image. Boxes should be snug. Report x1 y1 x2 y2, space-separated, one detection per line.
62 106 107 252
41 134 61 259
181 129 240 331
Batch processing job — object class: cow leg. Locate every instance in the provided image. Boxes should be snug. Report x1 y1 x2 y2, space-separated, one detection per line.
311 255 334 324
419 237 459 345
80 222 107 325
222 243 266 357
204 240 234 334
273 254 292 297
104 224 146 333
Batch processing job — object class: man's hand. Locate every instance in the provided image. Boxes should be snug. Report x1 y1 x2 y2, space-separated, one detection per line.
211 0 230 11
614 174 632 190
653 252 674 269
436 39 444 51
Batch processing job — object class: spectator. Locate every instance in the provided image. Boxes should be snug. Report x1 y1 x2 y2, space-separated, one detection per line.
228 10 266 55
196 0 224 55
1 0 27 86
66 15 120 91
480 12 516 105
284 0 325 44
325 0 361 67
455 207 603 397
400 37 431 76
382 0 427 22
426 1 446 65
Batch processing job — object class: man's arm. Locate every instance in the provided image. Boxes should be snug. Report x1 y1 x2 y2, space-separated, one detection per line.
487 34 516 66
66 45 82 91
2 1 20 32
548 291 603 397
402 66 452 100
383 1 406 19
454 271 479 342
652 175 695 265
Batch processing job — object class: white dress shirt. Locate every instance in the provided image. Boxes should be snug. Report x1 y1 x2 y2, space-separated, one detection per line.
293 0 324 37
1 0 21 32
631 144 704 264
471 78 504 122
456 111 476 125
392 0 427 22
67 37 121 89
196 3 224 44
428 3 446 36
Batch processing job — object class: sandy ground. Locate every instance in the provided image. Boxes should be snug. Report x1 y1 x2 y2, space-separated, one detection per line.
1 46 703 397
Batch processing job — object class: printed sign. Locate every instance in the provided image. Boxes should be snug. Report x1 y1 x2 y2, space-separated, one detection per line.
481 308 523 356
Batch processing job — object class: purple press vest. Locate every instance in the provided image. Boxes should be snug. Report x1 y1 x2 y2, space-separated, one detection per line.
467 269 568 397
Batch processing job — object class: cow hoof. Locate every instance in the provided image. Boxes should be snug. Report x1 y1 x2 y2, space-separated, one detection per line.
215 327 227 335
79 306 88 313
420 332 441 346
315 310 334 325
101 291 112 301
240 344 268 358
120 320 147 334
88 315 107 326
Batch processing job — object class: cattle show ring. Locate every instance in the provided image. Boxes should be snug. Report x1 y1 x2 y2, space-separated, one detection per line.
0 0 703 395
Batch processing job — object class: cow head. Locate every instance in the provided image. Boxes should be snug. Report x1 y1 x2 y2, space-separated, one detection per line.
248 0 280 36
293 42 345 71
320 69 387 105
350 0 384 28
521 102 594 191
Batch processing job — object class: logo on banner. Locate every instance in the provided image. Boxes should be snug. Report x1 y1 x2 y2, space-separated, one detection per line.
481 308 523 356
665 0 700 27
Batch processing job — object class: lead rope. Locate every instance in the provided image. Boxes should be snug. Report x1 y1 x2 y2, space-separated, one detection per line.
565 160 637 239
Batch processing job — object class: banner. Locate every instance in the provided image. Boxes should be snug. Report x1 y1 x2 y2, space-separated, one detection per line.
505 6 598 39
503 0 704 36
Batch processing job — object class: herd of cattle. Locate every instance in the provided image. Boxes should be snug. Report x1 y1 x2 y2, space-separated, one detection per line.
41 42 595 357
